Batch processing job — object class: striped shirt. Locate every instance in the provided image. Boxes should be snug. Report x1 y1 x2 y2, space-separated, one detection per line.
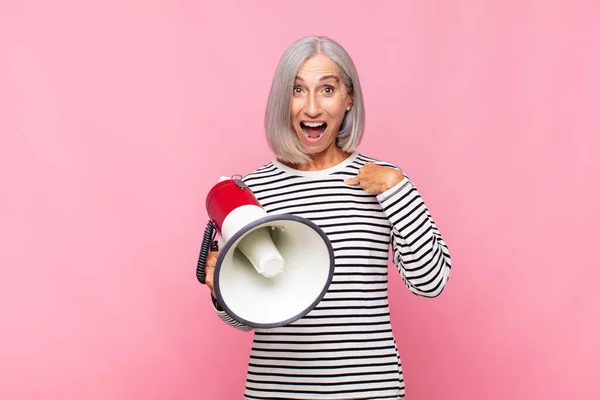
213 152 452 400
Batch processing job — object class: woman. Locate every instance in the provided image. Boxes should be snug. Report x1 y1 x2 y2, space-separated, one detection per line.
204 35 452 400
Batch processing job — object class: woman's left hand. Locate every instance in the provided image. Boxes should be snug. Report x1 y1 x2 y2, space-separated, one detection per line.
345 162 404 195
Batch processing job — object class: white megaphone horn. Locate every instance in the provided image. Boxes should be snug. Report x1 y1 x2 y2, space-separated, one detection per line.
197 175 335 329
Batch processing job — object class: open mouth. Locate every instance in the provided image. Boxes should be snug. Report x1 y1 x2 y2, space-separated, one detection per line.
300 121 327 142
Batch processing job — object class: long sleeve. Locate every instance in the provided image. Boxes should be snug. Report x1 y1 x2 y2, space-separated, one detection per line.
210 295 254 332
377 176 452 298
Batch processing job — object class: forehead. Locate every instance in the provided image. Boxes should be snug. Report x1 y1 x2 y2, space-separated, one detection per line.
296 54 340 81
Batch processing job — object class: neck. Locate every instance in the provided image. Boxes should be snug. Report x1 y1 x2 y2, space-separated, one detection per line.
284 145 352 172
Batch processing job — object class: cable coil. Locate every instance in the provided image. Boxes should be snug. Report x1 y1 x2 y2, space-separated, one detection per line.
196 221 219 285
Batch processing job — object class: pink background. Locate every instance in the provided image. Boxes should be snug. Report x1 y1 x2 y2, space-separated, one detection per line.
1 1 599 399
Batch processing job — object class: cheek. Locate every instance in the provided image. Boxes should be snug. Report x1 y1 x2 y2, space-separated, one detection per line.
324 102 347 122
290 98 303 115
324 94 347 110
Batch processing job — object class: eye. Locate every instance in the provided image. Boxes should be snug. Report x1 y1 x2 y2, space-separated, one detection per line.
323 86 335 95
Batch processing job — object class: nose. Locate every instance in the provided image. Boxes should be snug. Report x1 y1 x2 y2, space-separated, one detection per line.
304 92 322 117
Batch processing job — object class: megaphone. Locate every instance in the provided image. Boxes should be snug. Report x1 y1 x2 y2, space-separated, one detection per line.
196 175 335 329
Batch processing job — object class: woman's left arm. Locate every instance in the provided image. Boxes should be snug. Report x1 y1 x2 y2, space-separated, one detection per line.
346 162 452 298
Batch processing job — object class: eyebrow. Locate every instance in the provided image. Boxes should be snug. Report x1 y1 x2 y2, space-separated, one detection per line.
295 75 340 83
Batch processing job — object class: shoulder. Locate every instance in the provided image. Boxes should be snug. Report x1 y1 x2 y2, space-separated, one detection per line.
240 161 285 191
355 153 410 180
355 153 402 170
242 162 277 181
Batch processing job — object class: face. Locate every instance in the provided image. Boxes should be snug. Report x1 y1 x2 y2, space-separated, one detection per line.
291 54 353 156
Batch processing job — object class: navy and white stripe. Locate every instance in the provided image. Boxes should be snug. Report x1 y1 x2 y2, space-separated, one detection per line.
213 152 451 400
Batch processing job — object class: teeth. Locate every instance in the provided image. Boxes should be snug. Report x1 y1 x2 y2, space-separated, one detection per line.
303 122 324 127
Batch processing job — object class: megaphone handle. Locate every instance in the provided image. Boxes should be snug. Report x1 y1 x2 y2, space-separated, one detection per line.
196 220 219 285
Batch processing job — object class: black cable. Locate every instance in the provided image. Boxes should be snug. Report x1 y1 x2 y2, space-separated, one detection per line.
196 221 219 285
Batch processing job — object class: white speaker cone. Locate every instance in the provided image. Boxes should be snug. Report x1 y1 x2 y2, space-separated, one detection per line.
236 227 284 278
214 215 334 328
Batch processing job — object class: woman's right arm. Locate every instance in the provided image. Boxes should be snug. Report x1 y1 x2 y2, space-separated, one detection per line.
205 250 254 332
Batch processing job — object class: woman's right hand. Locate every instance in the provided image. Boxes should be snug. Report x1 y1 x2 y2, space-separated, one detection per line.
205 250 221 300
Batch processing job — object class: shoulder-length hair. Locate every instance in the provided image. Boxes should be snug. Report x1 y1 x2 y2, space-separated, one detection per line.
264 35 365 165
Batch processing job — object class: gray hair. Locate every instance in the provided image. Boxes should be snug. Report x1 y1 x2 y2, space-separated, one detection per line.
264 35 365 165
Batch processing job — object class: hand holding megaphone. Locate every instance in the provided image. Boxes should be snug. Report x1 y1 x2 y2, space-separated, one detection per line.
204 249 221 299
